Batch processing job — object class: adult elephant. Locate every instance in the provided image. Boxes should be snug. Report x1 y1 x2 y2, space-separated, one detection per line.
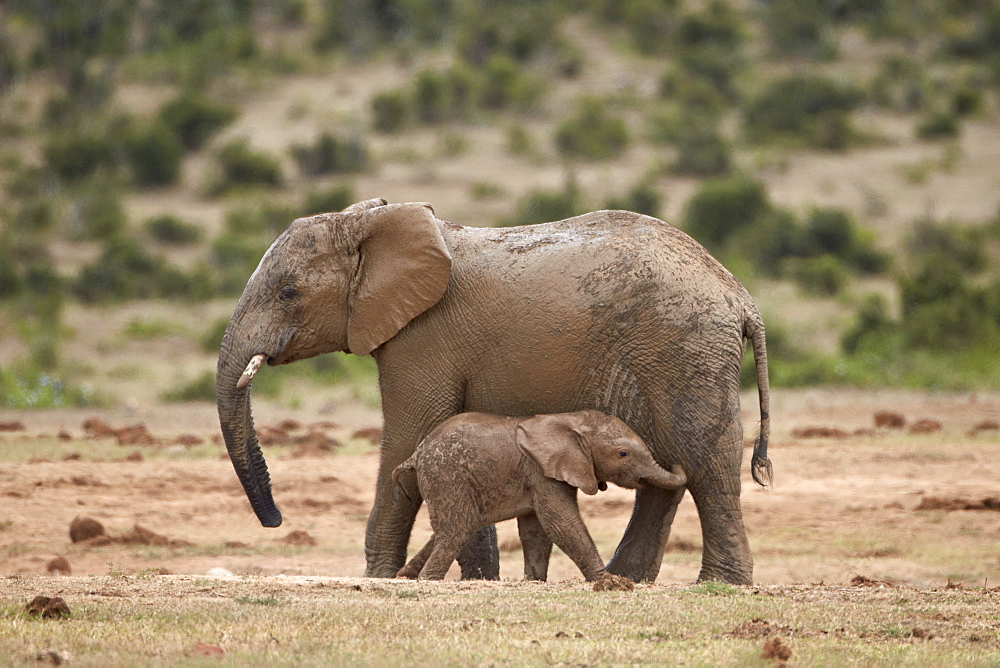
216 197 772 585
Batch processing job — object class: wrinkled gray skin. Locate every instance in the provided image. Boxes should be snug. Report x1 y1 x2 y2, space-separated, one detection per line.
392 410 687 581
216 197 772 585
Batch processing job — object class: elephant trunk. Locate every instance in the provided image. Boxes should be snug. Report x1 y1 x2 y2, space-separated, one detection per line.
216 332 282 528
642 464 687 491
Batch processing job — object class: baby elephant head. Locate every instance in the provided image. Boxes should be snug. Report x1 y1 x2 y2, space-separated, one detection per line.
516 410 686 495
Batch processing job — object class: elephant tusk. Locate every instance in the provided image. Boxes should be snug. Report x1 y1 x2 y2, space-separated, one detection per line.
236 354 267 389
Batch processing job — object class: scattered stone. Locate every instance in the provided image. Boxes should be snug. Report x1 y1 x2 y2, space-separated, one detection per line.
61 452 81 461
281 530 317 546
967 420 1000 437
910 627 935 640
0 420 26 432
57 430 72 441
162 445 187 456
915 496 1000 511
123 451 144 462
792 426 848 438
193 642 224 657
592 572 635 592
82 417 116 438
174 434 204 446
874 411 906 429
908 419 942 434
850 574 893 587
25 596 71 620
69 516 107 543
115 423 157 446
294 430 343 449
207 567 234 577
70 474 104 486
277 419 301 432
761 637 792 663
46 557 71 575
118 524 191 547
308 420 340 430
351 427 383 443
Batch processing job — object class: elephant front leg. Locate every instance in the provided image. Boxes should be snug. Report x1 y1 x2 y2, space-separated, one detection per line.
365 458 422 577
690 484 753 585
606 486 685 582
534 486 606 581
517 512 552 581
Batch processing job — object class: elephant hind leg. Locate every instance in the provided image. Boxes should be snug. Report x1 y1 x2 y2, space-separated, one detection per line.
517 512 552 581
419 527 479 580
457 525 500 580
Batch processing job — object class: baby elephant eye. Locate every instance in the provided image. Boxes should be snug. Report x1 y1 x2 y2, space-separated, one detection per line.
618 449 628 458
279 286 297 301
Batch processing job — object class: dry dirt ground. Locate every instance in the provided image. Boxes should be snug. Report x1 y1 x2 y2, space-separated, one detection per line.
1 388 998 588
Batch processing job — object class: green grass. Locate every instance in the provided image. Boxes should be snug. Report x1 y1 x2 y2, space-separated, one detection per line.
1 578 996 665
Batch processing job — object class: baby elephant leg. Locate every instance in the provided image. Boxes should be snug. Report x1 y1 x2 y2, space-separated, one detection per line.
533 485 608 582
420 494 481 580
517 512 552 581
396 536 435 579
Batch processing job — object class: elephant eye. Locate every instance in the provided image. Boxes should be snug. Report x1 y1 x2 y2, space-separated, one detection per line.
279 286 297 301
618 450 628 459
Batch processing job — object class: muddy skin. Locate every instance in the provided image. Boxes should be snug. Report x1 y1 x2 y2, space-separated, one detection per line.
393 411 687 581
216 199 771 585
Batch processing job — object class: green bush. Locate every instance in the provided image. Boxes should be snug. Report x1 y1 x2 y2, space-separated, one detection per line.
624 0 677 55
672 128 731 177
73 239 161 302
907 218 987 272
501 179 584 227
868 56 928 113
290 132 367 176
158 96 238 150
211 139 283 193
76 181 128 241
201 317 231 353
785 255 848 296
761 0 837 59
478 54 540 111
224 200 296 237
124 121 183 187
916 110 960 139
144 215 203 245
604 180 662 218
555 97 629 161
951 85 983 116
683 176 771 250
163 370 216 403
803 208 887 273
371 90 410 133
301 185 355 215
43 132 117 182
211 232 272 295
672 2 746 97
744 74 862 147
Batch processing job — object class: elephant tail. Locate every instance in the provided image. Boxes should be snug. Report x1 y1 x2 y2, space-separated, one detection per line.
744 309 773 488
392 456 421 504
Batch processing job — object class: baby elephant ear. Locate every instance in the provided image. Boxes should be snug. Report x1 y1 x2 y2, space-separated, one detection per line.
347 202 452 355
517 414 600 495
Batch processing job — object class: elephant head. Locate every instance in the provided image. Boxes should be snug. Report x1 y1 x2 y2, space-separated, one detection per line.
516 410 687 496
216 198 452 527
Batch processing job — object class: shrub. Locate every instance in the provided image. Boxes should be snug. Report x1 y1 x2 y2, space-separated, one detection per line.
506 124 535 156
624 0 677 55
804 208 888 274
952 85 983 116
478 54 540 111
290 132 367 176
163 370 216 403
672 128 731 177
761 0 837 59
73 239 161 302
683 176 771 250
604 180 662 218
555 97 629 161
744 74 862 147
76 182 128 241
916 110 960 139
301 185 355 215
211 232 272 295
907 218 987 272
124 121 183 187
785 255 848 296
672 2 747 97
371 90 410 133
158 96 238 150
144 215 203 245
211 139 283 193
501 179 584 227
43 132 116 182
224 200 296 237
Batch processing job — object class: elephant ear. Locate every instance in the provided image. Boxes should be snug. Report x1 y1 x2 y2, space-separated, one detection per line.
348 202 452 355
517 414 600 495
341 197 388 214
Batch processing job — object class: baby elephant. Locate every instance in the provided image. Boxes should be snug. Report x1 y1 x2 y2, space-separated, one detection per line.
392 410 686 583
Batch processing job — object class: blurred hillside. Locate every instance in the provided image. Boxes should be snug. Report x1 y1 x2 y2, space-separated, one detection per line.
1 0 999 409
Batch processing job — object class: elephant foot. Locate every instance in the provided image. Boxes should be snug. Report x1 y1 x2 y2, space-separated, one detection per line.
697 563 753 586
592 572 635 592
395 563 420 579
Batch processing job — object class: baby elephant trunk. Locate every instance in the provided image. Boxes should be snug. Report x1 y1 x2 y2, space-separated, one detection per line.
642 464 686 490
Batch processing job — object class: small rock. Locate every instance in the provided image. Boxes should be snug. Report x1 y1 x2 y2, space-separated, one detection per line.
0 420 26 432
207 567 234 577
123 451 144 462
761 637 792 663
193 642 224 657
592 572 635 592
909 419 942 434
874 411 906 429
281 530 317 546
46 557 71 575
34 649 71 665
57 430 72 441
351 427 383 443
61 452 81 461
69 516 106 543
174 434 204 446
115 423 157 446
792 426 849 438
82 417 116 438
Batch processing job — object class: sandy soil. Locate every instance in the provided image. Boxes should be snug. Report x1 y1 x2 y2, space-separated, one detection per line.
1 388 997 590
